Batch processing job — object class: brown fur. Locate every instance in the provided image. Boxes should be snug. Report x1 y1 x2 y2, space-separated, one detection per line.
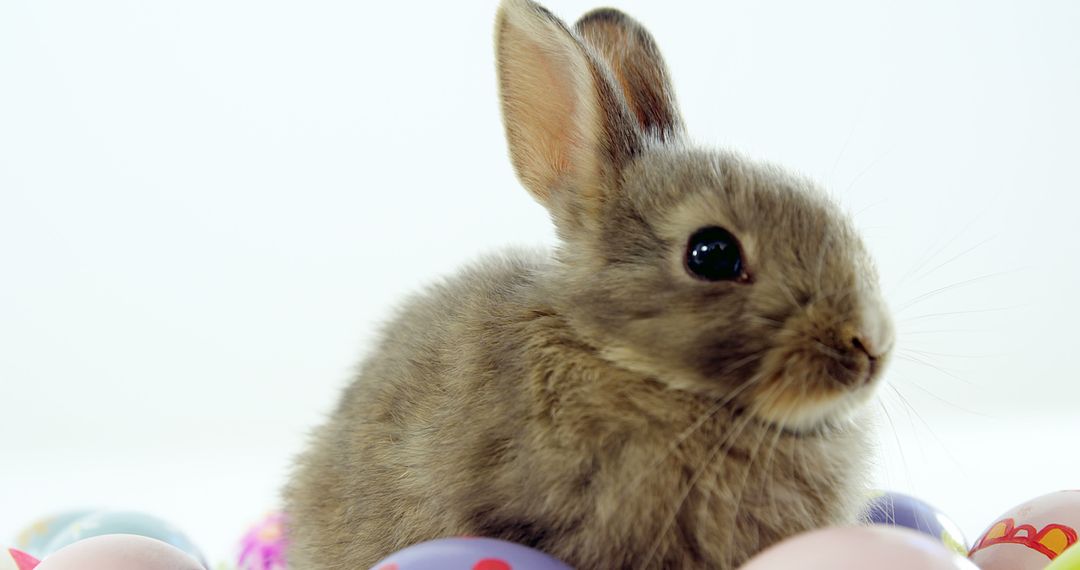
284 1 894 568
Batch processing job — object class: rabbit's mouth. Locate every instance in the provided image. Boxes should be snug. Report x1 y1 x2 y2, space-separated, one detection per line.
744 342 891 433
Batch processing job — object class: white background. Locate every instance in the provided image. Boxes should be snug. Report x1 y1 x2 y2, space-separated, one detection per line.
2 0 1078 565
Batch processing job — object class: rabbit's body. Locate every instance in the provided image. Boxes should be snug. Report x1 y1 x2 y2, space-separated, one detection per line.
286 2 894 568
287 247 871 570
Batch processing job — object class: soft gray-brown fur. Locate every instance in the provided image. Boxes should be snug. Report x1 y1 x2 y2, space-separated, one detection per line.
285 1 894 568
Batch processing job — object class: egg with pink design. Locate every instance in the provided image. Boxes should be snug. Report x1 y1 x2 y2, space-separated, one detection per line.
368 537 572 570
969 490 1080 570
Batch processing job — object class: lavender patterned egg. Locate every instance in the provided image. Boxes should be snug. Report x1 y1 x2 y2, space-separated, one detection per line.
862 491 967 554
368 537 572 570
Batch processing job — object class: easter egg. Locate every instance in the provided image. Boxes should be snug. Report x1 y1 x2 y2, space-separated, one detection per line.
13 510 98 557
34 534 203 570
739 525 979 570
862 491 968 553
969 490 1080 570
42 510 206 567
1046 544 1080 570
368 537 572 570
238 512 288 570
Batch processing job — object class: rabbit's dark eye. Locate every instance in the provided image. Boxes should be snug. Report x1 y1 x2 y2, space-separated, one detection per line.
685 226 745 282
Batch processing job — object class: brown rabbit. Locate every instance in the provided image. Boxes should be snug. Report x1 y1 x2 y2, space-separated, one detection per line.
284 1 895 568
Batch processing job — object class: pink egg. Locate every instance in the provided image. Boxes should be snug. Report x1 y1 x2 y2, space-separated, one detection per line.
29 535 203 570
740 525 979 570
969 491 1080 570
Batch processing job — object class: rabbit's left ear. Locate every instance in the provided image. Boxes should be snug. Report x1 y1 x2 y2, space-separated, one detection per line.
495 0 640 227
575 8 683 141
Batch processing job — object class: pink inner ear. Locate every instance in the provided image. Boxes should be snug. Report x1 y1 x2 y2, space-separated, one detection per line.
8 548 41 570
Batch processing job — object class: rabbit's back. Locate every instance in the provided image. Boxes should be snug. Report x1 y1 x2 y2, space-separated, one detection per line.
284 249 556 567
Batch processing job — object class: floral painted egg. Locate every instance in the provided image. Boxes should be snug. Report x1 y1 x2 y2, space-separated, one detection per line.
862 491 968 554
740 525 978 569
969 490 1080 570
42 510 206 567
12 511 97 558
368 537 572 570
238 512 288 570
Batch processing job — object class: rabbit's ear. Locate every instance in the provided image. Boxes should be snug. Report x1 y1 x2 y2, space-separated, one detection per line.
575 9 682 141
496 0 639 223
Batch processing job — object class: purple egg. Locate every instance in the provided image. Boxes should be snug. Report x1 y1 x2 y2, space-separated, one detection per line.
367 537 573 570
862 491 967 554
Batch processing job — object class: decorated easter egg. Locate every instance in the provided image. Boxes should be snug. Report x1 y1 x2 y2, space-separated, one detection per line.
862 490 968 553
740 525 979 570
13 510 98 557
368 537 572 570
42 510 206 567
1046 544 1080 570
969 490 1080 570
15 534 203 570
238 512 288 570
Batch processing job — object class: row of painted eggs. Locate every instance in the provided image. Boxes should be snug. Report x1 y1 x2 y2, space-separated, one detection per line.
6 490 1078 569
864 490 1079 570
368 490 1080 570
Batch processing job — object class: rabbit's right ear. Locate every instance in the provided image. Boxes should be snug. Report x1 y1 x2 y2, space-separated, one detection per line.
575 8 683 141
495 0 639 228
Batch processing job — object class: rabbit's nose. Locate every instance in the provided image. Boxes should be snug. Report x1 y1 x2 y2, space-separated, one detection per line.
847 331 882 361
850 294 895 361
850 335 872 358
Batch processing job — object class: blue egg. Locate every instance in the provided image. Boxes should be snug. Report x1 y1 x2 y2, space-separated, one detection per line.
42 510 207 568
14 510 99 558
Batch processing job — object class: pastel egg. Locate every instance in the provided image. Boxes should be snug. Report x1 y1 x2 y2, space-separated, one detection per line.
43 511 206 567
862 491 968 554
969 490 1080 570
368 537 572 570
13 511 98 558
35 534 203 570
740 525 979 570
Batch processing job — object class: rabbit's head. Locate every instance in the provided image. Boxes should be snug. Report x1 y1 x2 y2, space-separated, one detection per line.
496 0 894 432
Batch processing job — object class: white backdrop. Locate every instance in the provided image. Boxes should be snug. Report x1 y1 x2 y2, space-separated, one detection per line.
2 0 1078 564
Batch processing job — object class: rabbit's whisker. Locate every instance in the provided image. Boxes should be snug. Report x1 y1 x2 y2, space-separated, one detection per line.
886 384 963 471
898 307 1015 322
892 353 967 384
889 209 985 294
876 397 912 494
894 270 1020 314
